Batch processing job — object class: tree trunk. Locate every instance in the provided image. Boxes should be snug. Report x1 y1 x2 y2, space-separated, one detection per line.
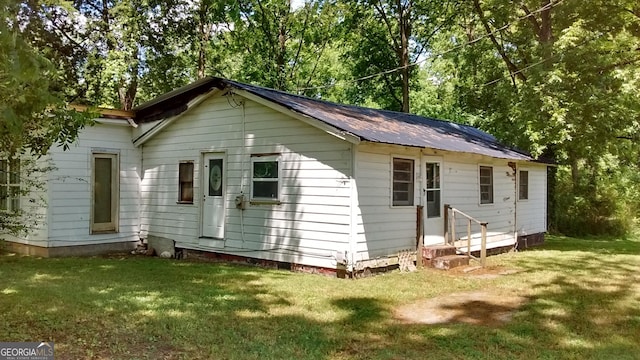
539 0 554 67
276 17 287 90
398 0 410 113
118 47 139 111
473 0 526 83
197 3 209 79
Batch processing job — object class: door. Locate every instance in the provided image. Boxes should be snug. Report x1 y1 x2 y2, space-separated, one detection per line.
202 153 225 238
423 157 443 244
91 153 119 233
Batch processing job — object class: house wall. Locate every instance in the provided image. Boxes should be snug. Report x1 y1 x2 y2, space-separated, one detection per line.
354 143 527 263
1 155 51 249
515 163 547 236
140 94 352 269
440 152 518 247
353 144 423 261
46 122 141 248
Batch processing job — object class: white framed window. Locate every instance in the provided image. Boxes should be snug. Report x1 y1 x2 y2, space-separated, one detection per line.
178 161 194 203
425 161 441 217
519 170 529 200
479 166 493 204
250 154 280 202
392 157 414 206
0 158 20 212
91 152 119 233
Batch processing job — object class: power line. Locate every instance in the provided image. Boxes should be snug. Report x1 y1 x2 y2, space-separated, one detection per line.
479 34 602 87
296 0 564 92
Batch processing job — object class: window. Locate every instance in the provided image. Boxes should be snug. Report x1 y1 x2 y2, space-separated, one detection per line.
251 155 280 202
479 166 493 204
519 170 529 200
178 162 194 203
392 158 414 206
425 162 441 217
0 158 20 212
91 153 119 233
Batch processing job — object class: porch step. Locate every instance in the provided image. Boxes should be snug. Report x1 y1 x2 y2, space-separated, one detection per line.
429 255 470 270
422 245 457 259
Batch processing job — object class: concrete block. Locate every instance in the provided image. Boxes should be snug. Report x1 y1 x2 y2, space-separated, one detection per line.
422 245 457 259
430 255 469 270
147 235 175 258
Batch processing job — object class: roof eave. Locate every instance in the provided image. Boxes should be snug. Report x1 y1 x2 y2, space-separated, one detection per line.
132 89 220 147
229 87 361 145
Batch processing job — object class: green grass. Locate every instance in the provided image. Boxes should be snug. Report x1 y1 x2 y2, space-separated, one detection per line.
1 233 639 359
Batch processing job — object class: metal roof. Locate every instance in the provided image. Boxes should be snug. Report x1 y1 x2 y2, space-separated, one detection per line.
219 79 534 161
133 77 535 161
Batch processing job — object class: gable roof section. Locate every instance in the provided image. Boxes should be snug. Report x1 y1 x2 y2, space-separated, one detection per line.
134 77 534 161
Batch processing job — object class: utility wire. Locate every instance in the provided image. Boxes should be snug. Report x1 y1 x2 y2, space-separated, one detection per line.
296 0 564 92
479 34 603 87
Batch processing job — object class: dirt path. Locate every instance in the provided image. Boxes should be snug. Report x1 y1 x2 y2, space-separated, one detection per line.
394 266 527 326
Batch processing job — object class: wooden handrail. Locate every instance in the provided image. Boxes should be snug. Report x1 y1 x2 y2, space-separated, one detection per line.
444 204 489 267
450 208 483 225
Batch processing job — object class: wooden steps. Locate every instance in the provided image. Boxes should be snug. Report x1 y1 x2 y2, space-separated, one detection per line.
422 245 469 270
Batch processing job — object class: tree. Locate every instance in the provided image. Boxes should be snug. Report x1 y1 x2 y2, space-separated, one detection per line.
339 0 459 112
431 0 640 234
1 0 92 238
221 0 342 92
1 0 91 155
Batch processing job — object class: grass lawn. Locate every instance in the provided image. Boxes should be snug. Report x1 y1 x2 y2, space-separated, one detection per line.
1 234 639 359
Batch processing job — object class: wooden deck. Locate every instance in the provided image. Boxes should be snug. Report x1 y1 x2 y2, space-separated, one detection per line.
451 232 517 253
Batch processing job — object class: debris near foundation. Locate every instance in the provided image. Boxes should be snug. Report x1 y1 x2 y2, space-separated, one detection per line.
398 250 417 272
131 242 148 255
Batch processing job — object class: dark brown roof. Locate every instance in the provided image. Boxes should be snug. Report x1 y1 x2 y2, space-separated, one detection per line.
135 77 535 161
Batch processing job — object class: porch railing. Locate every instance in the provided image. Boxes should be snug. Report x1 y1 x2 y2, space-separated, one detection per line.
443 204 488 266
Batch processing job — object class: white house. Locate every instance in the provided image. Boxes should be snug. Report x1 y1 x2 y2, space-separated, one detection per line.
2 110 141 257
3 77 548 275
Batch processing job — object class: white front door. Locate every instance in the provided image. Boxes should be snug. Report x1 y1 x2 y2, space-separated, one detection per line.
423 157 444 244
202 153 225 238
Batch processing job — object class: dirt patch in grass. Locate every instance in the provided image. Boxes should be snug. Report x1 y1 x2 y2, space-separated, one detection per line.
394 291 527 326
448 265 523 279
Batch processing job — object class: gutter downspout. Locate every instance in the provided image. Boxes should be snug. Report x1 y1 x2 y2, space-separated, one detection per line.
348 143 358 276
509 161 518 250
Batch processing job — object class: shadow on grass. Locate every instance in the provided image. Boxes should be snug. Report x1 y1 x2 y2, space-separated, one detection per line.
528 233 640 255
1 249 639 359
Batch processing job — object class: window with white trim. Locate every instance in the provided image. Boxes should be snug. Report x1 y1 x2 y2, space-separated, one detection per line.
251 154 280 202
392 158 414 206
479 166 493 204
0 158 20 212
91 153 119 233
178 161 194 203
519 170 529 200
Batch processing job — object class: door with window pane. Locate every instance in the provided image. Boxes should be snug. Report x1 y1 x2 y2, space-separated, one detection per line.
423 157 443 244
91 153 119 233
202 153 225 238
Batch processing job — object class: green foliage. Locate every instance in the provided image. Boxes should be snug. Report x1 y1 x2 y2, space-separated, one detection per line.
13 0 640 235
428 0 640 235
0 0 92 155
338 0 459 112
553 161 640 236
0 0 92 241
222 0 344 92
0 157 53 238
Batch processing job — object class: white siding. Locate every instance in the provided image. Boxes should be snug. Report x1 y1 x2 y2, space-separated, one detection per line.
1 155 50 247
140 95 352 268
46 123 141 246
441 153 517 246
354 144 528 262
353 144 423 261
516 164 547 235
